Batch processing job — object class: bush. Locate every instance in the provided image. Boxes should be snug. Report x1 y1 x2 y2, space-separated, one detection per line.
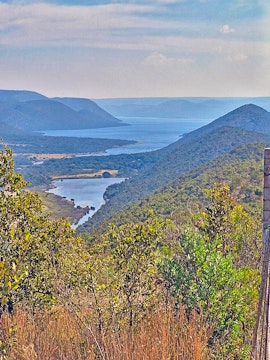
158 228 260 359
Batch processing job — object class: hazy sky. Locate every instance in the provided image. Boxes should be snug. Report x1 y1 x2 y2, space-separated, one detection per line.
0 0 269 99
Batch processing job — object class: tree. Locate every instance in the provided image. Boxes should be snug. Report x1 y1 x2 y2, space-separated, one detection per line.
158 228 260 359
0 143 86 313
194 183 261 268
87 212 169 332
157 183 262 358
109 214 167 328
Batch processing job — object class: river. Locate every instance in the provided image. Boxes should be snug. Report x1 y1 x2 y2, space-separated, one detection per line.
44 116 209 226
47 177 126 227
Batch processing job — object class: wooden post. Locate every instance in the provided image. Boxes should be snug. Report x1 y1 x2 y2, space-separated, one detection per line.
252 148 270 359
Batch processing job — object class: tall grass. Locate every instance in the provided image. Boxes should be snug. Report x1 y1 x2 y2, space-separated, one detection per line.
1 306 208 360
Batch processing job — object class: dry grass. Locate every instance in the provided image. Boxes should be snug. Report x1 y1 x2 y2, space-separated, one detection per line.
102 308 208 360
0 306 209 360
51 170 119 180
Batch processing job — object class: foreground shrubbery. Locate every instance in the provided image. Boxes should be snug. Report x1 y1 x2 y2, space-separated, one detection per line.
0 145 262 359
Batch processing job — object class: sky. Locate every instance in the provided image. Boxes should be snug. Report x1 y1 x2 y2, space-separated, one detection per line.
0 0 269 99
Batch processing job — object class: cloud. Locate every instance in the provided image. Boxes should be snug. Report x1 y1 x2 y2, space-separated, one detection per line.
155 0 184 3
0 2 180 48
0 3 215 56
227 53 248 62
0 2 264 52
143 52 194 66
0 1 269 98
220 24 235 34
0 1 267 59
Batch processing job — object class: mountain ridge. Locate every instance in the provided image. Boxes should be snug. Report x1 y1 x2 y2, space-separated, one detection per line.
95 97 270 119
92 142 265 230
78 104 270 232
0 90 125 131
179 104 270 144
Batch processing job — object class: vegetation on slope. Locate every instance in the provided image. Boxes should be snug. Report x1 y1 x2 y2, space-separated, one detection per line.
91 142 264 232
74 104 270 232
6 134 135 157
78 127 268 233
0 144 262 359
21 150 160 185
180 104 270 144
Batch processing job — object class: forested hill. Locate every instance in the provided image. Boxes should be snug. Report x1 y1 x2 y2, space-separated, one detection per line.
98 142 265 229
78 104 270 232
0 90 125 131
177 104 270 145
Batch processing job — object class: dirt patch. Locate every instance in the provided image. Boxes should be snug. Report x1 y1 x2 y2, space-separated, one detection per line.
30 153 74 160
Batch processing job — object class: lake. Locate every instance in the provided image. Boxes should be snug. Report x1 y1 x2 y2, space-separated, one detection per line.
42 116 208 155
44 116 209 226
47 177 126 227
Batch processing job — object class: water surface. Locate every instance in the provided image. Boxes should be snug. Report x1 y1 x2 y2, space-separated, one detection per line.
44 116 209 226
47 177 126 227
42 117 208 155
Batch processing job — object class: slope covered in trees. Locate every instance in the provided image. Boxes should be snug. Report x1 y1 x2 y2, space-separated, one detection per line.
88 142 264 234
179 104 270 144
17 103 270 231
77 104 270 232
0 144 262 359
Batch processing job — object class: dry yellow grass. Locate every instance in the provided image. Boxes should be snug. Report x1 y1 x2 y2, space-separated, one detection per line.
1 306 208 360
51 169 118 180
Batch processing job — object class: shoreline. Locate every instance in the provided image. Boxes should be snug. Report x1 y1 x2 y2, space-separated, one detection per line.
29 184 91 226
29 172 124 227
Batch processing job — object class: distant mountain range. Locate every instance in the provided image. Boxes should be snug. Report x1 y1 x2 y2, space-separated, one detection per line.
2 90 269 234
0 90 125 133
78 104 270 232
0 90 135 157
6 92 268 233
95 97 270 119
3 90 269 134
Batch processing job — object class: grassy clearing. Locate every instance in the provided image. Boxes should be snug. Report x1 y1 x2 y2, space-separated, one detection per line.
51 169 119 180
